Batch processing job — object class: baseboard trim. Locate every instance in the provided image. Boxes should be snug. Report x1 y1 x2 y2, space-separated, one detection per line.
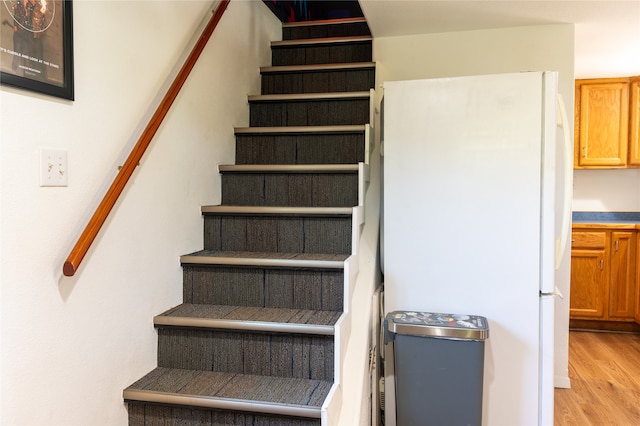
569 319 640 333
554 375 571 389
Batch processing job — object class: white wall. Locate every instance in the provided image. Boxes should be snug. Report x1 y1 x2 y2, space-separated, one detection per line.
573 169 640 211
372 23 575 423
0 1 280 424
374 24 575 108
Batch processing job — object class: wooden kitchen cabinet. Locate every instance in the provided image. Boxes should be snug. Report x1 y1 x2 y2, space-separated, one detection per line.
636 232 640 324
574 78 629 168
570 231 608 319
629 78 640 166
608 231 636 319
570 228 637 322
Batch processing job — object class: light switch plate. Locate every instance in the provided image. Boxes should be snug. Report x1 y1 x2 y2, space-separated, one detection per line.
40 148 68 187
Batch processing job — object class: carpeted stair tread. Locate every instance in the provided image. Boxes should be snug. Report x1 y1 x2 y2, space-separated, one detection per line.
219 164 360 173
272 35 372 47
248 91 370 102
181 249 348 268
234 124 366 135
261 62 375 74
283 17 367 29
201 205 354 216
156 303 341 333
282 17 371 41
282 16 371 35
124 368 332 417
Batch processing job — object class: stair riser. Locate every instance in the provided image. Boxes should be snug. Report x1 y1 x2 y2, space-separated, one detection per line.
128 404 321 426
272 42 372 66
183 265 344 311
250 99 369 127
235 134 365 164
261 69 374 95
283 22 370 40
203 216 352 254
157 328 334 380
221 174 358 207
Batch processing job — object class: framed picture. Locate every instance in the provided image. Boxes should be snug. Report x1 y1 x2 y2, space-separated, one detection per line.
0 0 73 100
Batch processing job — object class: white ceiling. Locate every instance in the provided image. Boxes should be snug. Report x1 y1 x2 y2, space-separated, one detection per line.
359 0 640 78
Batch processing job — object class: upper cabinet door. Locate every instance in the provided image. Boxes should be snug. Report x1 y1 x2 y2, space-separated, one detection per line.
629 79 640 166
575 78 629 168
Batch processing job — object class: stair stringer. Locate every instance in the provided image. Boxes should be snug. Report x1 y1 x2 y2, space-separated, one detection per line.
327 86 381 424
320 203 366 424
321 260 357 424
366 94 376 166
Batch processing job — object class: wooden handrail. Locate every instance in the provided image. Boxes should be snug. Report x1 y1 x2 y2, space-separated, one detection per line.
63 0 230 277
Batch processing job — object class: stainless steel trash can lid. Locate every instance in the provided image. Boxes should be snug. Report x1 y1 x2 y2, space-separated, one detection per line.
386 311 489 340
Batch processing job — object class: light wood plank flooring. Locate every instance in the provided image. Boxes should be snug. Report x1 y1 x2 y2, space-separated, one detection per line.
555 330 640 425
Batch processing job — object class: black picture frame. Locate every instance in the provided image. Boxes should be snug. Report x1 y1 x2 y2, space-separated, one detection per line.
0 0 74 100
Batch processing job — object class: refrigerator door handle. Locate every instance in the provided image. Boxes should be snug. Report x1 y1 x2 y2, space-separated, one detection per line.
555 93 573 270
540 286 564 299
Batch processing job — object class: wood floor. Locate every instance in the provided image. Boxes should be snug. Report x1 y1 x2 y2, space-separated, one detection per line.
555 330 640 425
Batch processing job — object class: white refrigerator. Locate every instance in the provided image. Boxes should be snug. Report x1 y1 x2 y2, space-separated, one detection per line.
382 72 571 425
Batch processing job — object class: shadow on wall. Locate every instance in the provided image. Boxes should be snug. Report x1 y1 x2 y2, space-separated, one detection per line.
262 0 364 22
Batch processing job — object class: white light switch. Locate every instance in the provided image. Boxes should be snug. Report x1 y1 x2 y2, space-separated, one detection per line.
40 148 68 187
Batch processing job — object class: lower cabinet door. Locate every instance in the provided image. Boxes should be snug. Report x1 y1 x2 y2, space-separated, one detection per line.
609 231 636 320
570 249 608 319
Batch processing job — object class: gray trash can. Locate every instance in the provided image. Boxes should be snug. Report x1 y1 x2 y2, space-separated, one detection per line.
385 311 489 426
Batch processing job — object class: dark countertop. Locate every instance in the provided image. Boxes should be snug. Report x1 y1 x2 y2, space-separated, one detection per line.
572 211 640 224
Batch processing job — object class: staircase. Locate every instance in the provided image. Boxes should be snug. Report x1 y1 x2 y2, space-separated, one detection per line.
123 15 375 425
